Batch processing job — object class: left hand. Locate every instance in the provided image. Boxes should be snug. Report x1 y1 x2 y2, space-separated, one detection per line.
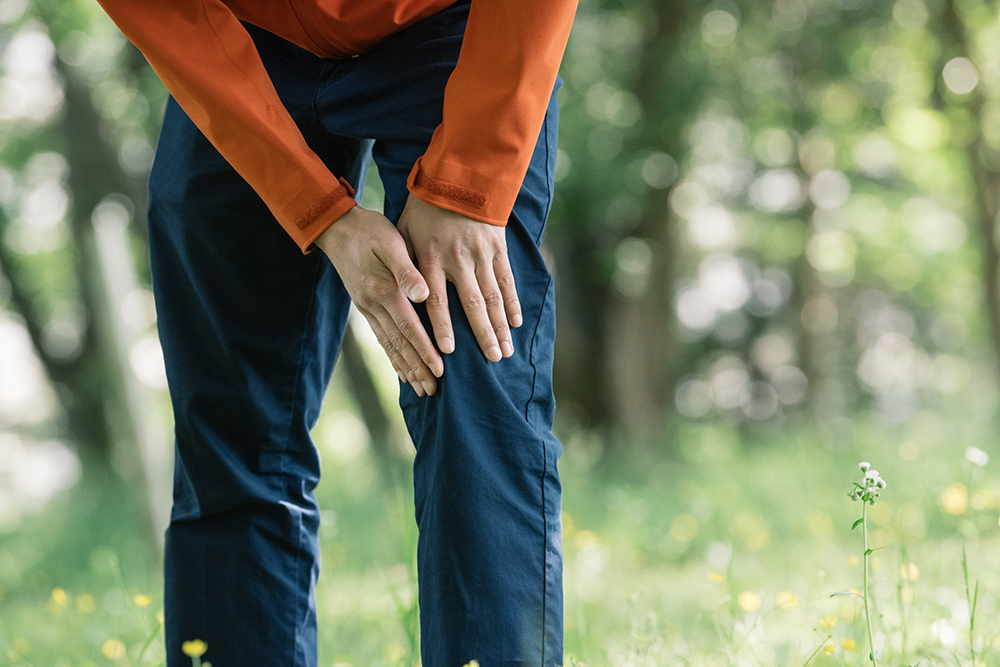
397 193 522 362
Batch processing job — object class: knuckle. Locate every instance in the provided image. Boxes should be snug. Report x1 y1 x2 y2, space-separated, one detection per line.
396 268 418 289
421 249 442 267
448 242 469 263
497 271 516 290
387 331 406 351
397 318 418 340
480 325 496 341
483 290 503 308
427 290 448 308
463 293 485 310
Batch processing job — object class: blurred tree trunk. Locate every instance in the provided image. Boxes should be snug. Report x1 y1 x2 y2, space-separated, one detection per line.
339 323 411 479
0 8 167 552
551 0 699 437
940 0 1000 368
600 0 687 435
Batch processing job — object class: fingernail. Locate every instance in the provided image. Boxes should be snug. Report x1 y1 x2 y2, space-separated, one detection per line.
408 285 429 302
414 383 424 397
421 380 435 395
500 341 513 358
512 313 523 327
488 345 502 362
397 371 407 383
441 337 455 354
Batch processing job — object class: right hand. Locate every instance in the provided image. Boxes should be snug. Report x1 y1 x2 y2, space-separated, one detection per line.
315 206 443 397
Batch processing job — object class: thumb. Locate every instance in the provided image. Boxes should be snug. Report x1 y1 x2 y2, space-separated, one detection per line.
378 235 429 303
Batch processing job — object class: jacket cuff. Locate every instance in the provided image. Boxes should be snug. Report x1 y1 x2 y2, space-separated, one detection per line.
406 156 517 226
289 177 357 253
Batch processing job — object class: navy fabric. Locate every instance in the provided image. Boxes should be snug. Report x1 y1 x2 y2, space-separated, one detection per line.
148 5 563 666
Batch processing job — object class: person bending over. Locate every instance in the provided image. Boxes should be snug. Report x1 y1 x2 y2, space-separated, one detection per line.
96 1 577 665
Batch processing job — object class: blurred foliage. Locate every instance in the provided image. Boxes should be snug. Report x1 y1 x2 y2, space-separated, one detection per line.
551 0 1000 436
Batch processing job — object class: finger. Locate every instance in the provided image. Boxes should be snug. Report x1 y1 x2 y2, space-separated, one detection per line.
420 256 455 354
476 262 513 359
360 262 443 378
494 254 522 329
454 265 502 362
372 303 439 395
376 235 429 303
378 287 444 379
362 310 416 386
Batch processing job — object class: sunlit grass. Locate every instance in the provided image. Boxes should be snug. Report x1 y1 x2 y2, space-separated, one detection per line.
1 413 998 666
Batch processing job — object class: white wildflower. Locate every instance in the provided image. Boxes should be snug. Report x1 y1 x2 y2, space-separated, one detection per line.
858 462 871 472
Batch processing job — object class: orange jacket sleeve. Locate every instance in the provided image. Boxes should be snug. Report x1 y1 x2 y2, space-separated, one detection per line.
96 0 358 253
408 0 578 227
96 0 578 251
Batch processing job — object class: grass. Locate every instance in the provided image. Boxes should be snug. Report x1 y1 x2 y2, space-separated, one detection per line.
1 409 998 666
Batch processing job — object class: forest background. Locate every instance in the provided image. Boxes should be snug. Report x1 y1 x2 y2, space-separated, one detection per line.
1 0 1000 664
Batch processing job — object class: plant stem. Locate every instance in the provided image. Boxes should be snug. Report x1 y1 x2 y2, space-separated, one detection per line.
962 544 978 667
801 636 829 667
862 502 878 667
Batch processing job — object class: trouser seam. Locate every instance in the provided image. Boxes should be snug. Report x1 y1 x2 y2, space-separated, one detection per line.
282 256 325 667
524 275 553 664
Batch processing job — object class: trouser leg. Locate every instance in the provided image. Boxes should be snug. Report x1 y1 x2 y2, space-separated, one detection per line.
148 30 372 666
314 7 564 664
399 102 563 667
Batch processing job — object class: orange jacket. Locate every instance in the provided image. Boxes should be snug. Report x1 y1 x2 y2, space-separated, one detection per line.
96 0 578 252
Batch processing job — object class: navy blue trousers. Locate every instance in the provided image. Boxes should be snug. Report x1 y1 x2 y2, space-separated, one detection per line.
148 5 563 666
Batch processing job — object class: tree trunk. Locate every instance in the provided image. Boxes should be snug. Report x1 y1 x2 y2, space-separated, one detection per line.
940 0 1000 368
600 0 689 434
339 322 411 479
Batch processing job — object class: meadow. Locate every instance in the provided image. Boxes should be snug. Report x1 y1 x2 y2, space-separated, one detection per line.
0 405 996 667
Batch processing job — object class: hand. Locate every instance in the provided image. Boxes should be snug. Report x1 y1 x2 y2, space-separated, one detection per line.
397 193 522 362
316 206 443 397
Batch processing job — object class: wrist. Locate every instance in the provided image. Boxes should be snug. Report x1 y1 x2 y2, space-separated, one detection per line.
316 204 361 254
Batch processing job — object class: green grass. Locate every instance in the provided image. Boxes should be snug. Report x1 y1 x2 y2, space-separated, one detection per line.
1 412 998 666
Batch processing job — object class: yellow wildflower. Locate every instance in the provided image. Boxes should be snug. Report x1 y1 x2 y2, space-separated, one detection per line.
841 637 858 651
940 483 968 514
462 661 480 667
775 591 798 608
384 642 406 662
737 590 761 612
156 610 165 624
102 639 127 660
707 571 726 582
819 614 838 628
823 640 835 656
182 640 208 657
573 530 599 550
133 594 153 607
48 587 70 615
76 594 96 613
51 588 68 607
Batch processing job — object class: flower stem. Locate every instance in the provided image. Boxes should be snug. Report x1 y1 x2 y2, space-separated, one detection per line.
862 502 878 667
